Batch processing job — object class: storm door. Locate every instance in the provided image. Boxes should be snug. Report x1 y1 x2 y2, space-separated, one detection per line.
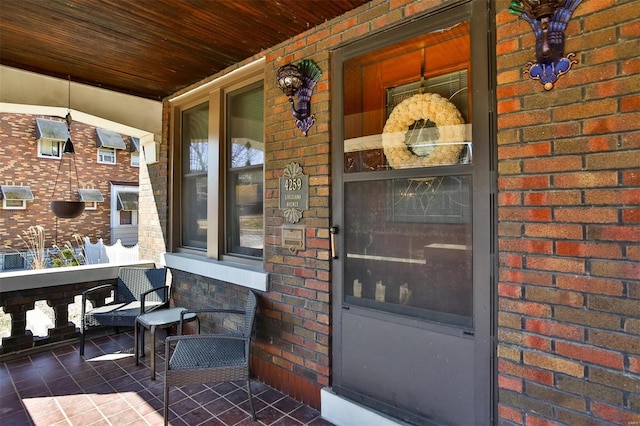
330 2 494 424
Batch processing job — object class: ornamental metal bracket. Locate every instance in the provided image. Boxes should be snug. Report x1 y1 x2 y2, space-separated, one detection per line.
276 60 322 136
509 0 582 90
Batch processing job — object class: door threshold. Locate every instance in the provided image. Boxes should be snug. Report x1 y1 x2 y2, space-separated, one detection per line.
321 388 412 426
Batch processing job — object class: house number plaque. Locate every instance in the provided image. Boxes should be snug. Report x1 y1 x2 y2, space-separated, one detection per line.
280 162 308 223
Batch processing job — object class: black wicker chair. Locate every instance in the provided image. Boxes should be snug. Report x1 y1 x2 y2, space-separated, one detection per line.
164 290 258 424
79 267 169 357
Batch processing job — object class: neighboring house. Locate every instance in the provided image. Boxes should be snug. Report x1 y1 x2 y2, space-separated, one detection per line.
0 112 139 269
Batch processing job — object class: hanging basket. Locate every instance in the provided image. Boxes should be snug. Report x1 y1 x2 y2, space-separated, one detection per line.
51 200 85 218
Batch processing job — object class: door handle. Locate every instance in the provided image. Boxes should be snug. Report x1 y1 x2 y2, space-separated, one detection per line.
330 226 339 259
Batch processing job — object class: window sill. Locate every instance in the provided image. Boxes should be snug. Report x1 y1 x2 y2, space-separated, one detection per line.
162 252 268 292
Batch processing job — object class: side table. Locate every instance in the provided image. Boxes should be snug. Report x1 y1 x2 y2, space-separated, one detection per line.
134 307 198 380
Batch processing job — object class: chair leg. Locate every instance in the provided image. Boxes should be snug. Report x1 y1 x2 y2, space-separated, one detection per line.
79 331 85 357
164 384 169 426
247 379 256 420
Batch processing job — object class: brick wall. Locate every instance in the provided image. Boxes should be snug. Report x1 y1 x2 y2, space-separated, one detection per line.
0 112 138 255
495 0 640 424
157 0 640 421
137 102 170 264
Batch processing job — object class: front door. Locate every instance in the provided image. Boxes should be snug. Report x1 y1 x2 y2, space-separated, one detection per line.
331 2 494 424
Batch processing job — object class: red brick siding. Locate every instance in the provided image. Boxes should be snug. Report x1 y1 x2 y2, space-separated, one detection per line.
0 113 138 252
157 0 640 421
496 0 640 424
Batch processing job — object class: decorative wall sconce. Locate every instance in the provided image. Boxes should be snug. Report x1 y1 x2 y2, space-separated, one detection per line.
509 0 582 90
276 59 322 136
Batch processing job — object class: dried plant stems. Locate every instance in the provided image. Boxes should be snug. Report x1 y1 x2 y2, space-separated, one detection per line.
17 225 46 269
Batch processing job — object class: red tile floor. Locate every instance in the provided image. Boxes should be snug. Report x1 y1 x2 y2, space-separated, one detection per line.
0 331 334 426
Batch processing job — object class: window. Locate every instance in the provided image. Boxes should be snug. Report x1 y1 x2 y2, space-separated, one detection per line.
96 128 126 164
110 185 138 228
226 82 264 258
35 118 67 159
1 185 34 210
130 137 140 167
173 61 264 263
98 147 116 164
78 188 104 210
39 139 62 159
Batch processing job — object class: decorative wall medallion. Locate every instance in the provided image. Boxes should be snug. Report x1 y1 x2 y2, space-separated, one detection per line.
280 162 309 224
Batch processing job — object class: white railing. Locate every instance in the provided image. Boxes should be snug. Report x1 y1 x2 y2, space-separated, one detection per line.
84 237 139 265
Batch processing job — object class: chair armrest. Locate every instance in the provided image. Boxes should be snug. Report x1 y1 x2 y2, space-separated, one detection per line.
139 285 170 314
81 283 116 316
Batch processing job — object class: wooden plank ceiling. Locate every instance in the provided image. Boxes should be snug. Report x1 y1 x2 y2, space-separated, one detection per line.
0 0 370 100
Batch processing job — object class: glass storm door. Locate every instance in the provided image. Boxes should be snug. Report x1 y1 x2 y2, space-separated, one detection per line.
330 3 494 424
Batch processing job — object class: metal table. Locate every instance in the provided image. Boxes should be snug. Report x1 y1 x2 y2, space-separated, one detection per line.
134 307 198 380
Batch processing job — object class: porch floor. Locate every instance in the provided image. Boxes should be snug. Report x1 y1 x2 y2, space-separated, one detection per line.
0 331 333 426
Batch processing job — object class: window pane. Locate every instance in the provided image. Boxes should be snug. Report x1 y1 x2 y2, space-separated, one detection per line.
40 140 60 157
98 147 116 164
228 83 264 168
227 82 264 257
344 176 472 328
120 210 133 225
182 102 209 249
227 168 263 257
343 22 472 172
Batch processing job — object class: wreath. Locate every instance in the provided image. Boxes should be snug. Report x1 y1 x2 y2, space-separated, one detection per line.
382 93 466 169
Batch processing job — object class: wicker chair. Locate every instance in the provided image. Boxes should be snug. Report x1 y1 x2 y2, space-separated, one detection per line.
164 290 258 424
79 267 169 356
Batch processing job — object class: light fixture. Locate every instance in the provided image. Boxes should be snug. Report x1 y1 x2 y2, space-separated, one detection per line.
509 0 582 90
276 59 322 136
51 77 85 218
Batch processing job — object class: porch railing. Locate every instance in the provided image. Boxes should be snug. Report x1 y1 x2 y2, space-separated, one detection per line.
0 261 153 357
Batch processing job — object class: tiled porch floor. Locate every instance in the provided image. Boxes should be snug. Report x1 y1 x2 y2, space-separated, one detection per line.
0 331 333 426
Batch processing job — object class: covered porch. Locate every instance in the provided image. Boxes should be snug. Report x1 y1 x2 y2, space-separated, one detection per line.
1 330 332 426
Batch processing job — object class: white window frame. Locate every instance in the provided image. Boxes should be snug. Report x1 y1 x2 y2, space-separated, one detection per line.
110 184 139 228
1 186 34 210
131 151 140 167
37 138 62 159
98 147 116 164
3 199 27 210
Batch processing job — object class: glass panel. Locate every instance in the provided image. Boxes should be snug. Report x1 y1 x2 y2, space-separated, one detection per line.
78 189 104 202
226 83 264 258
116 192 138 211
119 210 133 225
96 128 127 150
35 118 68 141
97 147 116 164
343 21 471 172
344 176 472 328
181 102 209 249
40 140 61 158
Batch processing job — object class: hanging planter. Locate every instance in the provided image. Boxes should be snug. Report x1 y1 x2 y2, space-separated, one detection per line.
50 78 84 219
51 200 85 218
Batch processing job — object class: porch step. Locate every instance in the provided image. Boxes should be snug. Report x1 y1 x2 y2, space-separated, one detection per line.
321 388 411 426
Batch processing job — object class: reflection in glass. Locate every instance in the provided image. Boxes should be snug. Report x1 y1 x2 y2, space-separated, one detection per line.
181 102 209 249
227 82 264 258
344 176 473 327
343 21 472 173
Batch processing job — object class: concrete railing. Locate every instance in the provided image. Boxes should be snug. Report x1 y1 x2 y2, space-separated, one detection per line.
0 261 153 357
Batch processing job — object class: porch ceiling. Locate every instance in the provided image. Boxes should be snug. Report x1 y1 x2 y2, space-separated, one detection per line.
0 0 370 101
